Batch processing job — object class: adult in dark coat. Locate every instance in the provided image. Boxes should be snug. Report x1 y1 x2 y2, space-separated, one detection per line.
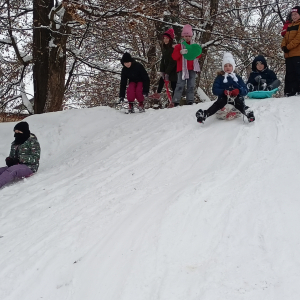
247 55 281 91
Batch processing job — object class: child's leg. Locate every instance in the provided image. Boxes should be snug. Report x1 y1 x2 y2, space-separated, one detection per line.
233 96 247 114
127 82 137 108
171 81 177 97
267 79 281 90
0 164 33 189
172 72 185 104
135 82 144 107
285 58 295 95
293 57 300 93
157 77 164 94
0 167 8 176
205 95 228 117
186 71 196 104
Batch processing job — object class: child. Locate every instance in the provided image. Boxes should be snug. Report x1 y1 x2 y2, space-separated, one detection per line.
150 28 177 100
281 6 300 97
119 53 150 113
0 121 41 189
196 52 255 123
247 55 281 92
172 24 201 106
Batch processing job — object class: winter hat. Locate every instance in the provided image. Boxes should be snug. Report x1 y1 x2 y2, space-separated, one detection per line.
121 52 133 64
181 24 193 37
291 6 300 15
222 52 236 72
163 28 175 40
252 55 268 71
14 121 30 134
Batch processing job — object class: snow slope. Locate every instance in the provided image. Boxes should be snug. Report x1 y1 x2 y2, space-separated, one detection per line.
1 97 300 300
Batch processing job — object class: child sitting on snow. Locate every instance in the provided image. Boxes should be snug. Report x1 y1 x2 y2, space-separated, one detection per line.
0 121 40 189
247 55 281 92
195 52 255 123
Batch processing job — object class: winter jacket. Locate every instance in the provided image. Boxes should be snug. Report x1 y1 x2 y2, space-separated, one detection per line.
281 20 292 37
247 55 278 86
212 72 248 97
119 61 150 98
160 46 177 82
9 133 41 173
172 42 202 73
281 19 300 58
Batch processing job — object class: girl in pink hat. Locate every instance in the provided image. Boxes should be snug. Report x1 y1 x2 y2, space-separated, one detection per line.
172 24 201 106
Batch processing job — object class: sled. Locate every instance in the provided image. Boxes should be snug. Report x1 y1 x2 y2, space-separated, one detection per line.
164 80 174 108
182 41 202 60
216 104 242 120
247 88 279 99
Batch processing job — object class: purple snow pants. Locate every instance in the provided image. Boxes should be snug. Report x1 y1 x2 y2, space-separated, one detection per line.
0 164 33 189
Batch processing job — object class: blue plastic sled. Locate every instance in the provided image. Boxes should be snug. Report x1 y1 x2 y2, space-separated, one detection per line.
247 88 279 99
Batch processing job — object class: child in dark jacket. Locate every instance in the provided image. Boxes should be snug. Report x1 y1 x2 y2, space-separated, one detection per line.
119 53 150 113
247 55 281 92
150 28 177 100
0 121 41 189
196 52 255 123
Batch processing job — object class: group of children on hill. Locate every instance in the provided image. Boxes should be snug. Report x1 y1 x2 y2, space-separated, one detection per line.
1 7 300 190
119 6 300 121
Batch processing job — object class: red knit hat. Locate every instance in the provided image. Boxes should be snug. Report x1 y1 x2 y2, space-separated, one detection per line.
291 6 300 15
163 28 175 40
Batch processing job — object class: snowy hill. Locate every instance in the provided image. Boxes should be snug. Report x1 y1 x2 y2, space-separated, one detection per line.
1 97 300 300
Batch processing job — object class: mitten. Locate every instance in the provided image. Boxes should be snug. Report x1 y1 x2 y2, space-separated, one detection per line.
230 89 240 97
282 46 289 53
224 90 231 96
254 75 262 82
180 49 188 54
6 157 19 167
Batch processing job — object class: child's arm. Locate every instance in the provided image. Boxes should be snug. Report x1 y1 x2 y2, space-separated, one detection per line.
119 69 127 98
286 26 300 50
212 76 226 96
140 65 150 95
234 77 248 96
247 73 257 85
171 44 182 61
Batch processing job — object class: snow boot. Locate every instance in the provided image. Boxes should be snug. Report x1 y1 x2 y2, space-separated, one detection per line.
195 109 207 123
245 109 255 122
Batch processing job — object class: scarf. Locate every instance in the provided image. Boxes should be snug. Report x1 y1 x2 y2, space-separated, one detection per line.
181 43 200 80
14 132 30 145
223 72 239 83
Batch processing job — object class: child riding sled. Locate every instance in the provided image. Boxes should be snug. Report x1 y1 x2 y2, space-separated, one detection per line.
195 52 255 123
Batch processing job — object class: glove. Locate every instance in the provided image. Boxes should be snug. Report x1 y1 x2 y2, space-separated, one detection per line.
160 72 165 79
119 97 124 103
282 46 289 53
6 157 19 167
260 79 266 84
224 90 231 96
164 74 169 81
254 75 262 82
230 89 240 97
180 49 188 55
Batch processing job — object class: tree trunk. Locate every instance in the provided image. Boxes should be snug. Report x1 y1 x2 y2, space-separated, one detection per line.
45 11 71 112
32 0 54 114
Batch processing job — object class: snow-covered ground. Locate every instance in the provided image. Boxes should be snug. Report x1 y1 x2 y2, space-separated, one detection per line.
1 97 300 300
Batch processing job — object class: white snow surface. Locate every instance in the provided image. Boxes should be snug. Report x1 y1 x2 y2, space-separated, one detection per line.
1 97 300 300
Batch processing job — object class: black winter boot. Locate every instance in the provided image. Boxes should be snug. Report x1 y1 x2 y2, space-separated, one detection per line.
195 109 207 123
